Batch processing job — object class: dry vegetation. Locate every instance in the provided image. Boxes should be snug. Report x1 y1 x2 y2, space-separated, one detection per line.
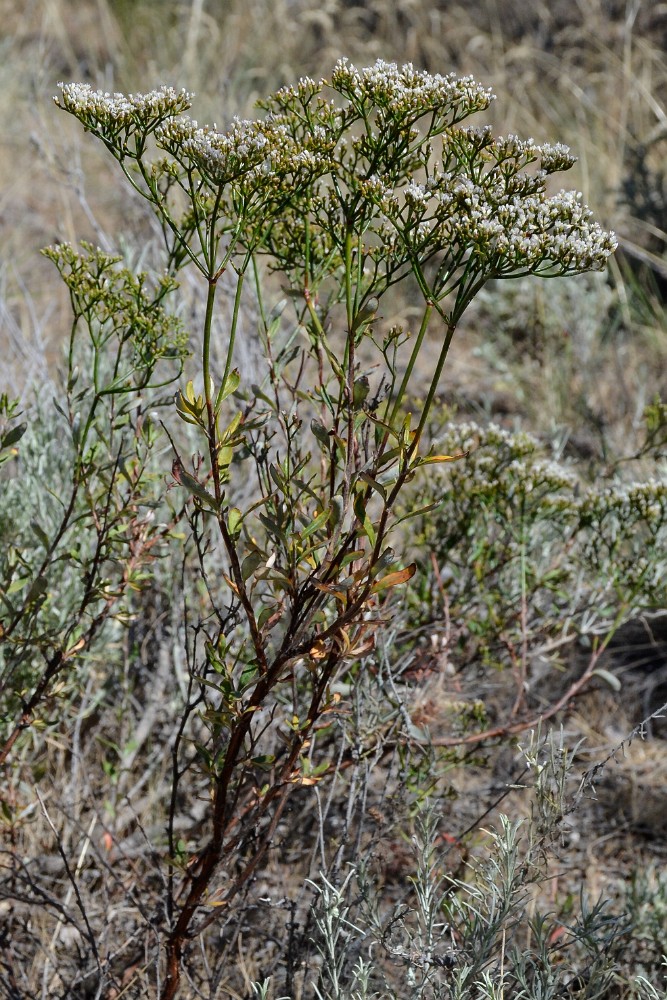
1 2 667 999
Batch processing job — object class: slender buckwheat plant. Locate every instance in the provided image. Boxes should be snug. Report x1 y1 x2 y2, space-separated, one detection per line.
2 60 615 997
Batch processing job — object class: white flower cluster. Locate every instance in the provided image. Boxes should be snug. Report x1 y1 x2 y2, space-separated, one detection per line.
581 479 667 528
382 172 616 275
433 422 578 509
263 75 322 112
330 58 495 123
506 458 578 494
625 480 667 521
455 125 494 152
492 133 539 162
404 181 430 206
358 174 394 204
417 422 665 618
352 126 614 277
493 189 617 272
55 60 616 283
539 142 577 174
42 241 188 364
573 479 667 601
441 420 540 458
56 83 191 132
155 114 332 195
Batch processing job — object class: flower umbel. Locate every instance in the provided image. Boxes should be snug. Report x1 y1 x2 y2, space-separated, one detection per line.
55 83 192 139
56 60 616 301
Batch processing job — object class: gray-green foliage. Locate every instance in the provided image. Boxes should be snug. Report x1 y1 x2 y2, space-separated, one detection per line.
409 418 667 672
0 243 187 735
306 732 644 1000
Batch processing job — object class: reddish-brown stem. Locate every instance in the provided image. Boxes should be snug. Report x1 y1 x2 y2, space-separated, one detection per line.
162 647 340 998
431 642 607 748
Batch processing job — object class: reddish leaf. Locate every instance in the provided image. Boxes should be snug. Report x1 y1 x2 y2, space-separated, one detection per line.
370 562 417 594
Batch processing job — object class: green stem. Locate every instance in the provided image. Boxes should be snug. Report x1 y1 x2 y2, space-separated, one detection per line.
342 226 354 373
200 274 266 671
216 268 245 411
386 300 434 427
128 159 203 274
252 256 268 335
410 319 457 456
202 277 218 431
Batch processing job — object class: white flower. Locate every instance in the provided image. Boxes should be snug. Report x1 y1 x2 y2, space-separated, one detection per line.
404 181 428 205
55 83 191 129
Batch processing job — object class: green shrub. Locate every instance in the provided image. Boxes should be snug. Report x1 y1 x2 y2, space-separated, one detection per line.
6 59 664 1000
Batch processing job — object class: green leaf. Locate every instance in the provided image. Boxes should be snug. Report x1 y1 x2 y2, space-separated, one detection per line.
259 512 285 539
251 384 277 408
301 507 330 540
359 471 387 501
171 459 218 509
353 492 376 547
71 412 81 448
274 344 300 372
6 575 32 595
339 548 366 568
372 547 395 575
257 605 278 629
351 296 379 334
175 390 203 425
592 668 622 692
239 662 259 689
201 676 238 699
311 419 330 448
30 521 51 549
220 411 243 443
329 494 344 527
215 368 241 409
1 423 27 449
0 591 16 616
352 374 371 409
250 754 276 770
361 516 376 547
228 507 243 538
394 499 444 526
241 551 263 581
269 464 286 490
418 451 467 466
368 413 399 442
376 446 402 470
